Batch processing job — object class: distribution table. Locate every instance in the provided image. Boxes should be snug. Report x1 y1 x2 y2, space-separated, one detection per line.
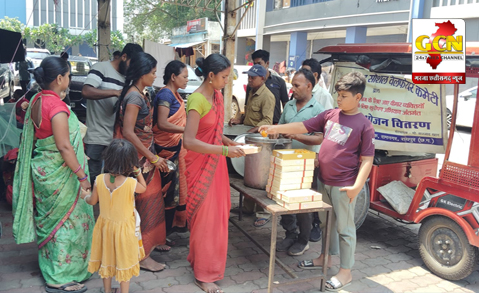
229 177 333 292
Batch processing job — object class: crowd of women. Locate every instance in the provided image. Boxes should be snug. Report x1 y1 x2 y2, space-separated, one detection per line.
11 50 246 293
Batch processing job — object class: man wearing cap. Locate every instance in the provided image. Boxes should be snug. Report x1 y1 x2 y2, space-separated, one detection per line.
229 64 275 133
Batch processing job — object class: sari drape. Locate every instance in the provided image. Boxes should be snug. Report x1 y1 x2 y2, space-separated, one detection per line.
12 91 94 284
116 91 166 258
153 88 187 230
185 90 231 283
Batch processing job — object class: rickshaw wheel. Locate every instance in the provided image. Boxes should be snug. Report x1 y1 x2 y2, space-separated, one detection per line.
355 182 370 230
419 216 478 280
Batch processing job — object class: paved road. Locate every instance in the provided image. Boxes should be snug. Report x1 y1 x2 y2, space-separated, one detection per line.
1 186 479 293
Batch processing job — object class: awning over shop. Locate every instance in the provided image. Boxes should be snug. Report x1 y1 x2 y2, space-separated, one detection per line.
168 41 204 48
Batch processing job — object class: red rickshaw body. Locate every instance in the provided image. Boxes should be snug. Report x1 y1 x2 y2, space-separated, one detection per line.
317 43 479 247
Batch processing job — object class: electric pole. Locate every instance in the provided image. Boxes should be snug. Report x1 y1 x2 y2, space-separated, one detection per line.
223 0 236 122
98 0 111 61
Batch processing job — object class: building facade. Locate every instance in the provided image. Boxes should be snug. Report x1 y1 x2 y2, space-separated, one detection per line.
235 0 479 69
1 0 124 57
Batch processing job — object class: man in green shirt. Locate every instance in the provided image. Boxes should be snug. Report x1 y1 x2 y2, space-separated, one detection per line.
229 65 275 133
273 69 325 255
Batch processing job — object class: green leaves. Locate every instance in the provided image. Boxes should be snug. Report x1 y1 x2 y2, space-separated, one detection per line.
0 17 125 57
124 0 219 42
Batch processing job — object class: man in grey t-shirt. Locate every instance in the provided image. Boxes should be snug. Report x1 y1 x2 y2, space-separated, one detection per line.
82 43 143 182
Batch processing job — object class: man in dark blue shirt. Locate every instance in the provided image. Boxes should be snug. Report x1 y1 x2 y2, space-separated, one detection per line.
245 50 289 124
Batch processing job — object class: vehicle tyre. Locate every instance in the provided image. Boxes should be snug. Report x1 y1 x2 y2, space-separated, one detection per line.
231 98 240 120
446 108 452 130
354 182 370 230
418 216 479 280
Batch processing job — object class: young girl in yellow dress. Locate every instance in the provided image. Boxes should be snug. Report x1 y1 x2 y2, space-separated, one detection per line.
81 139 147 293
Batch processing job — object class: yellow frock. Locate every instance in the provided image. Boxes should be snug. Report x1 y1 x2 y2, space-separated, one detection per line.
88 174 146 282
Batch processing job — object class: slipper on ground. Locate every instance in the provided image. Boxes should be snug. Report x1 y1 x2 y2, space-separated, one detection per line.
325 276 351 292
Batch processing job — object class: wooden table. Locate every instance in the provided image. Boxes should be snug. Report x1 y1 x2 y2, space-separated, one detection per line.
229 177 333 292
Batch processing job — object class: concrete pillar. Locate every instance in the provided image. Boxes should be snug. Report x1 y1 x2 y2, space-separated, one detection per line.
262 35 271 53
288 32 307 70
407 0 425 42
255 0 267 50
345 27 367 44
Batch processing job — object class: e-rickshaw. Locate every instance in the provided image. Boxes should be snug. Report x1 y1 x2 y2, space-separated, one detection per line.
316 43 479 280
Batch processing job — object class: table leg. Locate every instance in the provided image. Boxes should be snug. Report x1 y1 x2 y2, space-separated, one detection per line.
267 215 278 293
239 193 243 221
321 209 333 292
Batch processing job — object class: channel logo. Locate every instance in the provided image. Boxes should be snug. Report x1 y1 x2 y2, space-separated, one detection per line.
412 19 465 84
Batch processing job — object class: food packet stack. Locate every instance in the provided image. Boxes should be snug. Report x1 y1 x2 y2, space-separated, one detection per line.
265 149 316 199
274 189 323 210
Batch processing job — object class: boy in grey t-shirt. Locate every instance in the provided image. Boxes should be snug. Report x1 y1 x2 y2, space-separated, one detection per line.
81 43 143 182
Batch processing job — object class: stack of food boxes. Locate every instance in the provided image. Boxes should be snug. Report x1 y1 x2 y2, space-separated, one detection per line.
265 149 323 209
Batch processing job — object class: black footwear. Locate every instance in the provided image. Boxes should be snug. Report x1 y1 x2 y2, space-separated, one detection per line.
276 237 296 252
310 222 322 242
288 242 310 256
230 206 255 215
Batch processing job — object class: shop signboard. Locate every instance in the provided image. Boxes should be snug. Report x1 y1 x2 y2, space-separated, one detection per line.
330 62 447 153
187 18 207 33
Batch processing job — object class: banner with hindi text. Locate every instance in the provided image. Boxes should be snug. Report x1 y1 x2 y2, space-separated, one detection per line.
330 62 447 153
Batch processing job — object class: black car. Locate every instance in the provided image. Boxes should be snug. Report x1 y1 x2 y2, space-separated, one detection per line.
65 56 93 122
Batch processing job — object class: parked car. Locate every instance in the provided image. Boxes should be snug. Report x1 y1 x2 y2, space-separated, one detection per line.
446 86 477 128
64 56 93 122
26 48 51 69
177 65 202 103
232 65 250 119
0 63 15 100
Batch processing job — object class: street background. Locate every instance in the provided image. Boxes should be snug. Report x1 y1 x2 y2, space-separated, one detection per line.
0 128 477 293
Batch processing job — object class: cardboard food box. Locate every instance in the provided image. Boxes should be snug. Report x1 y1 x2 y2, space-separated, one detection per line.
265 184 281 197
271 181 312 191
274 198 324 210
275 189 322 203
268 174 313 185
269 168 314 179
237 144 262 154
271 157 315 167
273 149 316 160
270 162 315 173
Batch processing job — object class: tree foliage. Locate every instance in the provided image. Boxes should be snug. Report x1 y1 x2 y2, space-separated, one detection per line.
0 16 124 55
124 0 220 42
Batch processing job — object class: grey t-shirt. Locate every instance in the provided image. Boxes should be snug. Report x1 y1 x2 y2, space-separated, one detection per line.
84 61 125 146
122 91 150 121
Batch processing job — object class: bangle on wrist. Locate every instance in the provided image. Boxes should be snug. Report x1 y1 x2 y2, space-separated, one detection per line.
78 175 88 182
73 165 81 174
150 155 160 164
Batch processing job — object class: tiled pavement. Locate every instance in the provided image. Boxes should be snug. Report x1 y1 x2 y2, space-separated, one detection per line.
1 188 479 293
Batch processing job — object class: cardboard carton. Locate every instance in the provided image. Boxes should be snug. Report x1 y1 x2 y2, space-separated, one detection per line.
271 156 316 167
268 174 313 185
270 163 315 172
273 149 316 160
275 189 322 203
237 144 261 154
269 168 314 178
274 198 324 210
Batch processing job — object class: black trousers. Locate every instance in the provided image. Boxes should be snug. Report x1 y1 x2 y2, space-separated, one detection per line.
85 144 107 183
280 213 313 245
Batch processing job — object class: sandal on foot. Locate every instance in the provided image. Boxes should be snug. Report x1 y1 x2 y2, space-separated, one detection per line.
166 238 176 246
155 244 171 252
46 282 87 293
194 280 223 293
254 217 271 227
298 259 323 270
325 276 351 292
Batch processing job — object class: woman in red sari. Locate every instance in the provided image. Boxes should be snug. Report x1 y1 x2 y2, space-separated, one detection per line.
153 60 189 237
115 52 170 272
184 54 246 293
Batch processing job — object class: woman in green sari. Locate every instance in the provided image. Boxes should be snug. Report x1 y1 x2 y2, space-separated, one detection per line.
12 57 94 293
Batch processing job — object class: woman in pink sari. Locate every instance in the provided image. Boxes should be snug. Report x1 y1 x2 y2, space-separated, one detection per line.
183 54 245 293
